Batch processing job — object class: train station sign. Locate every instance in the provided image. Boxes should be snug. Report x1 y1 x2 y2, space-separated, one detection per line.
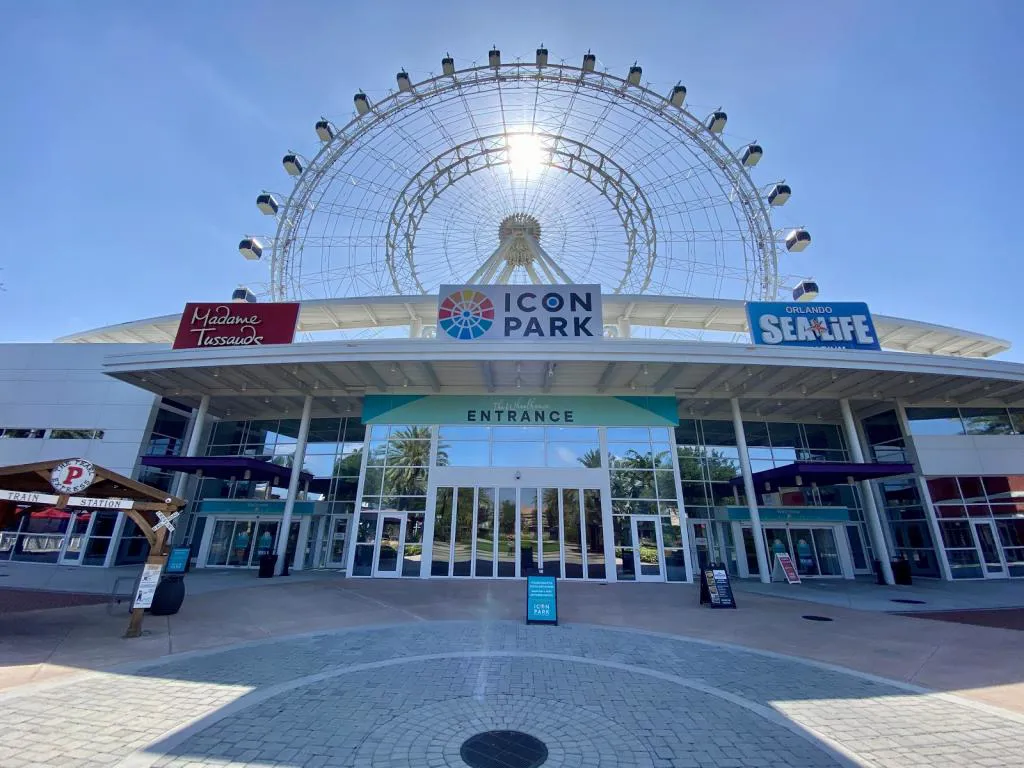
437 284 602 341
173 302 300 350
746 302 880 351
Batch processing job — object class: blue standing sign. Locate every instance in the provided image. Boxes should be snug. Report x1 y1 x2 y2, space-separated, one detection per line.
526 575 558 625
165 547 191 574
746 302 881 351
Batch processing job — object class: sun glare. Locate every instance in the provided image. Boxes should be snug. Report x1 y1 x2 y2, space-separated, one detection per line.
506 132 547 178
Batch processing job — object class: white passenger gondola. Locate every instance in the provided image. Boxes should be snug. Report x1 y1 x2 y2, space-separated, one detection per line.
282 154 303 176
315 119 333 142
792 279 819 301
354 91 370 115
785 228 812 252
396 71 412 92
488 48 500 68
238 238 263 261
536 47 548 67
582 51 596 72
628 65 642 85
256 193 279 216
741 143 763 167
669 84 686 107
706 111 727 134
231 287 257 303
441 55 455 76
768 183 791 206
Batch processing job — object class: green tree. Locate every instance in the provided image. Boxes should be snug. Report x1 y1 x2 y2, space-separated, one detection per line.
578 449 603 469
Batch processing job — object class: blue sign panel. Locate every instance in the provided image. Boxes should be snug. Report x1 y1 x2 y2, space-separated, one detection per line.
746 302 881 351
526 575 558 624
165 547 191 574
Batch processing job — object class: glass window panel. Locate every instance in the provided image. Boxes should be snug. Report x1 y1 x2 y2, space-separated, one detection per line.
927 477 962 503
812 529 842 576
562 489 584 579
613 517 634 581
584 489 605 579
612 499 658 516
749 459 775 474
940 520 975 548
340 420 365 445
492 442 545 467
362 467 384 497
982 476 1016 501
440 441 489 467
452 488 474 577
682 482 709 506
767 422 802 448
492 426 545 441
846 524 868 570
547 442 598 468
665 549 687 582
541 488 561 576
207 520 233 566
431 488 453 576
675 420 700 446
368 424 390 440
742 422 771 446
654 470 677 500
946 548 982 579
608 443 655 469
661 517 683 548
606 427 650 442
438 425 490 440
905 408 965 436
960 408 1014 435
651 446 673 468
385 434 431 466
519 488 539 575
676 448 706 481
382 466 427 497
803 423 845 450
747 446 773 460
700 420 737 447
366 440 388 466
403 513 424 577
352 544 374 576
497 488 517 577
1010 409 1024 435
306 418 341 443
610 470 657 499
546 426 599 442
957 476 985 503
475 488 495 577
771 446 798 464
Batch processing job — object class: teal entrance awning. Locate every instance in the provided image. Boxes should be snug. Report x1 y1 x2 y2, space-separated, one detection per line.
715 505 850 524
196 499 327 517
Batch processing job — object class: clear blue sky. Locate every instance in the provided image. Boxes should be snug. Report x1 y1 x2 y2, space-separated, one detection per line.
2 1 1022 358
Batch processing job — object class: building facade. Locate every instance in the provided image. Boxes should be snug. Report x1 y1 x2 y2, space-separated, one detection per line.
3 295 1024 584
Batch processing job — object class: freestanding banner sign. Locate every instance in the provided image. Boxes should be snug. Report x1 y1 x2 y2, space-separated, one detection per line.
699 566 737 608
173 302 300 350
746 302 880 351
437 284 602 341
772 552 801 584
526 575 558 624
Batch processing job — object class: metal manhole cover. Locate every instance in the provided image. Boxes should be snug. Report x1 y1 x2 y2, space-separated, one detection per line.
802 614 834 622
460 730 548 768
891 598 926 604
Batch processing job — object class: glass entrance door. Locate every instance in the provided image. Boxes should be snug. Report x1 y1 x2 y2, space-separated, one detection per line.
58 511 93 564
972 520 1008 578
760 525 846 578
631 516 664 581
373 514 405 577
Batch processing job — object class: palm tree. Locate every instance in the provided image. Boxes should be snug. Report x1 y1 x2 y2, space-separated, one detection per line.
578 449 603 469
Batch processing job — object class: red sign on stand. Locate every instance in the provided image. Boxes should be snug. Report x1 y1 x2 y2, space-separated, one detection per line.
172 303 300 350
773 552 801 584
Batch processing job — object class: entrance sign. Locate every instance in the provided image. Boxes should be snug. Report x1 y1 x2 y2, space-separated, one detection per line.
133 563 163 609
438 284 602 341
526 575 558 624
746 302 880 351
772 552 801 584
50 459 96 495
172 302 300 350
699 566 737 608
363 394 678 427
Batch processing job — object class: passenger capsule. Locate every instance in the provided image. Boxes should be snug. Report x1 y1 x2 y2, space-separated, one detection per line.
396 70 412 92
354 91 370 115
282 154 303 176
232 287 257 303
706 111 727 134
441 55 455 76
315 119 333 142
256 193 279 216
741 143 763 167
488 47 500 68
768 183 791 207
792 279 819 301
785 229 812 252
627 65 642 85
238 238 263 261
536 47 548 67
669 84 686 107
582 52 596 72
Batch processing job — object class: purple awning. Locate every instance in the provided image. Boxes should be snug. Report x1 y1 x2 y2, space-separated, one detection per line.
141 455 313 486
730 461 915 491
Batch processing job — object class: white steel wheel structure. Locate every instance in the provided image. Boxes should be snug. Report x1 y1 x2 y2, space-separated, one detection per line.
246 49 807 307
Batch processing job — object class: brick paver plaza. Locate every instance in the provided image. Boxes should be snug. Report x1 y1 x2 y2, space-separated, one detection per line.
2 618 1023 767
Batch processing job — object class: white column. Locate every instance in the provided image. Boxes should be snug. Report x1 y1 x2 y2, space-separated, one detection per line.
293 515 312 571
276 395 313 575
730 398 770 582
894 402 953 581
839 398 894 585
171 394 210 546
669 424 695 583
600 427 617 583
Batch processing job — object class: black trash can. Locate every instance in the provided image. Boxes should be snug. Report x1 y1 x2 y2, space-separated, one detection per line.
258 554 277 578
149 575 186 616
891 557 913 585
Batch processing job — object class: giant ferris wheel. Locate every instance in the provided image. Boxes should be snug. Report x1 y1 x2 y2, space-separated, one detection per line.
240 47 810 306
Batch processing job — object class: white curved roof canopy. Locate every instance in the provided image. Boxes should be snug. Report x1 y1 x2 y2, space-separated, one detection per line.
57 294 1009 358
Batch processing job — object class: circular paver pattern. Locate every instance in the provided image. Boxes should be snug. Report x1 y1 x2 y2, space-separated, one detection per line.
0 621 1022 768
460 730 548 768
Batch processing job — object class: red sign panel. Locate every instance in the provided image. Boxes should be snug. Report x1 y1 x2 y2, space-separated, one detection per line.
172 303 300 350
774 552 801 584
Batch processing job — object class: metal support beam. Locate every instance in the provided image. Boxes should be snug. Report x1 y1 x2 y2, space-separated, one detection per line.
357 363 389 392
596 363 618 393
731 398 771 583
421 362 442 393
276 395 313 576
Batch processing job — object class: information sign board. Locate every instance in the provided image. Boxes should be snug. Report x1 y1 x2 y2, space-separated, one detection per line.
133 563 163 609
699 566 737 609
165 547 191 574
526 575 558 624
772 552 801 584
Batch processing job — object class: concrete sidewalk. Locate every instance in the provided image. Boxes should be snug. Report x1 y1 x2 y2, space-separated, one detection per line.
2 577 1023 716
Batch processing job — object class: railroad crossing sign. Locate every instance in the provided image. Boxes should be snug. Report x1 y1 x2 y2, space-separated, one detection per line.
153 510 180 533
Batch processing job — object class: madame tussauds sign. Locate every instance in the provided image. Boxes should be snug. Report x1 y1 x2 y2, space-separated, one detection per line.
172 302 300 350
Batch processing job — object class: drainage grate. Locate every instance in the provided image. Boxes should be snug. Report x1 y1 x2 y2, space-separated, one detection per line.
890 598 926 605
802 615 834 622
460 730 548 768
